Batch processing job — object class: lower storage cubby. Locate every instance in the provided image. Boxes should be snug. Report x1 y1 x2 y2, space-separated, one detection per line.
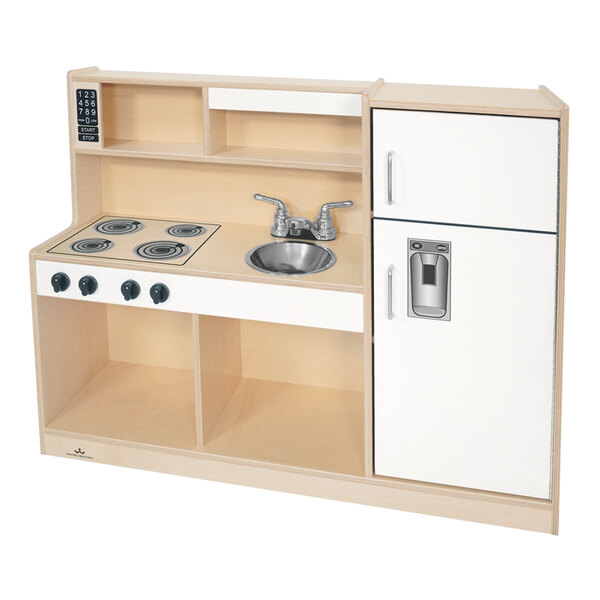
41 299 198 450
195 317 365 475
49 361 196 449
38 298 365 477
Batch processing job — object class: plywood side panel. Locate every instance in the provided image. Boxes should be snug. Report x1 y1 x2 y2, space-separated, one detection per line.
552 107 569 534
224 111 361 154
102 84 203 144
100 157 362 233
196 315 242 445
240 321 364 392
106 305 194 370
74 155 103 225
37 297 109 424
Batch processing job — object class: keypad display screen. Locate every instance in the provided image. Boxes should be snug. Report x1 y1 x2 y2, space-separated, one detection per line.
76 89 99 141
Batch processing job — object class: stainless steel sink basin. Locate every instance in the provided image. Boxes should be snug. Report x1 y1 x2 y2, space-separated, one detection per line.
245 241 336 276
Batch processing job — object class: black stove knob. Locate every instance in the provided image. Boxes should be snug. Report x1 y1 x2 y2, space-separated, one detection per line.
121 280 140 301
51 272 70 293
78 275 98 297
150 283 169 305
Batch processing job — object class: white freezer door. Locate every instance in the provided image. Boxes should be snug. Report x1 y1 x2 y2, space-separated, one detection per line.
373 219 557 498
373 109 559 232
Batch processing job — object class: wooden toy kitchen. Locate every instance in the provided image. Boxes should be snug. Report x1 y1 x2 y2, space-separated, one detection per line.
30 68 568 533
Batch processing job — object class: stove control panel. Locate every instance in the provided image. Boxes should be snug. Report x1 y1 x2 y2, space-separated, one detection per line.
36 260 364 333
73 82 102 148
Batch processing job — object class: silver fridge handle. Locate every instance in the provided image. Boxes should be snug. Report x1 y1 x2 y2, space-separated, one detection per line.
387 264 394 319
387 151 393 205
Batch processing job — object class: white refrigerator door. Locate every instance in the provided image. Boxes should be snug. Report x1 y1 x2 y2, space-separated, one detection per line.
373 219 557 498
373 109 559 232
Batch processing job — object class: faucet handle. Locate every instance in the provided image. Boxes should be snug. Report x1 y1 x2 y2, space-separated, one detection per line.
254 193 289 214
254 193 290 237
318 200 354 214
315 200 354 240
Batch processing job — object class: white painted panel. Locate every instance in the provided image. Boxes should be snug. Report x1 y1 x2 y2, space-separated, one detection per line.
373 110 559 232
373 220 556 498
36 261 363 333
208 88 362 117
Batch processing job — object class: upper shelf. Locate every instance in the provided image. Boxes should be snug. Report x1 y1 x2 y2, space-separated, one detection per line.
72 68 373 93
75 81 364 173
76 140 362 173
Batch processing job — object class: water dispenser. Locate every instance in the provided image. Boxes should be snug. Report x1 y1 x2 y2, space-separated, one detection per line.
408 238 451 320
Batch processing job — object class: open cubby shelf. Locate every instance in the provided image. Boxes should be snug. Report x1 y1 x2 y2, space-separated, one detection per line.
102 83 204 145
46 362 364 476
47 361 196 450
77 83 364 173
40 300 365 477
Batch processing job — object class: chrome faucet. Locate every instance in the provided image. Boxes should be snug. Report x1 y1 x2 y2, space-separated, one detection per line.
253 193 353 241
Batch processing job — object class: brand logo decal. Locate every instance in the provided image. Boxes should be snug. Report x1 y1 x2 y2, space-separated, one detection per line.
66 447 94 460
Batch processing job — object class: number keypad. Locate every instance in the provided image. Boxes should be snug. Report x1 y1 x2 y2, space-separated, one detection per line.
75 89 99 141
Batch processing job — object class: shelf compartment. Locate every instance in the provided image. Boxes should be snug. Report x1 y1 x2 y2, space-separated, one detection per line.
47 361 197 450
46 362 363 476
102 84 204 146
206 109 362 171
38 299 198 450
203 378 364 475
197 317 365 476
37 300 365 477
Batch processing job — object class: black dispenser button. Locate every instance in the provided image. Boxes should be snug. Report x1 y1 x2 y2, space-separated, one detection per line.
411 242 423 250
78 276 98 297
149 283 169 305
51 272 70 293
121 280 141 301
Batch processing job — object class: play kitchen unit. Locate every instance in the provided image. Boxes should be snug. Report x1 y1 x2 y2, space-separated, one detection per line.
30 68 568 533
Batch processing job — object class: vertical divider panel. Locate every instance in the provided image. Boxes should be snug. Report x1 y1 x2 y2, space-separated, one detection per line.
201 88 211 154
203 87 227 155
193 315 242 446
362 79 383 477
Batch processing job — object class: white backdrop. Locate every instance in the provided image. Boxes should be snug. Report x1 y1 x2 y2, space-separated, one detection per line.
2 1 598 598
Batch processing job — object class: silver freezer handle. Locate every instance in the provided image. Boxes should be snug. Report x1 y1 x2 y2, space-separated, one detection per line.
387 151 394 205
387 264 394 319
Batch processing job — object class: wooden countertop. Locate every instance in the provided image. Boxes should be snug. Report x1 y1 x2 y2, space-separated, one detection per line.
32 217 363 293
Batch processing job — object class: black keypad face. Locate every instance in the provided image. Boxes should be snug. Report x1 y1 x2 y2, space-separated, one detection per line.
76 89 99 127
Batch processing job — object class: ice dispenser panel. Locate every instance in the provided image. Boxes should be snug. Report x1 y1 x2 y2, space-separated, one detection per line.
408 239 451 321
